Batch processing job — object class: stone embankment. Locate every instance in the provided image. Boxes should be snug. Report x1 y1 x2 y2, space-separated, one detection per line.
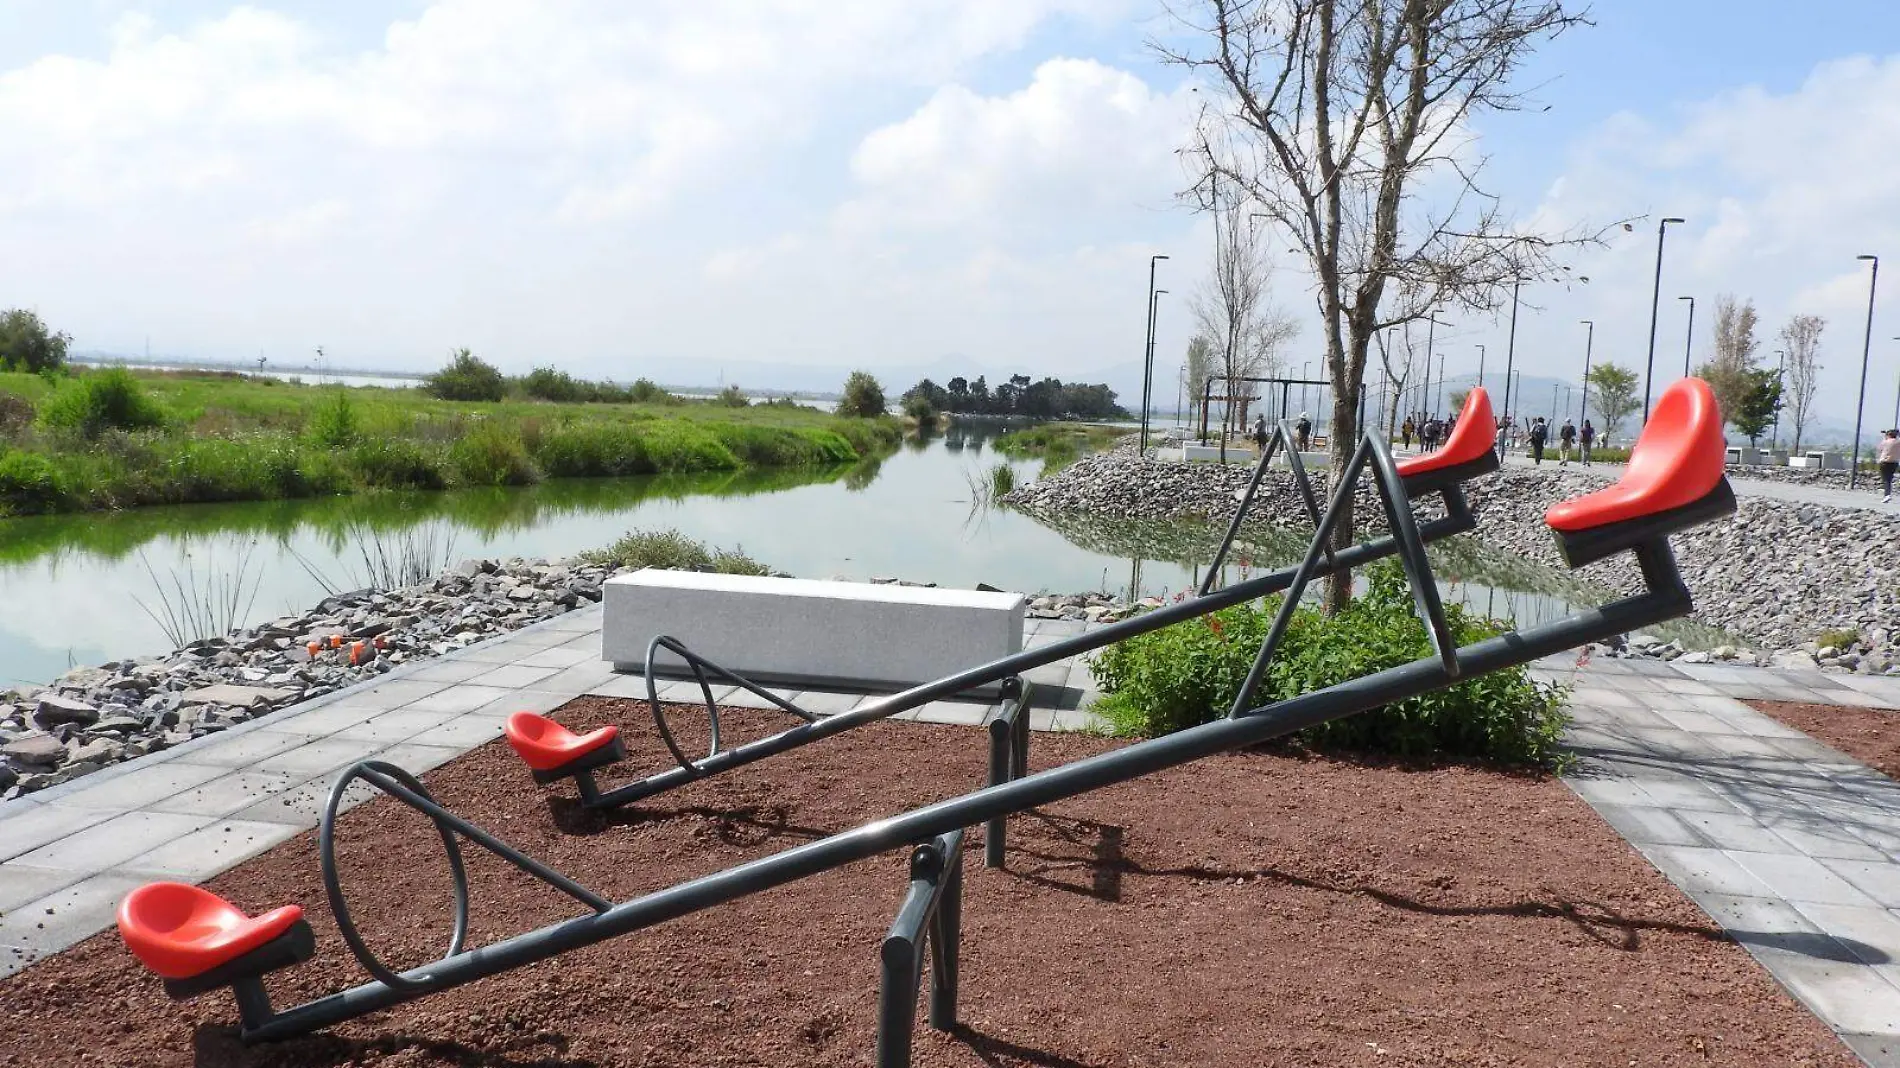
1006 443 1900 673
0 559 609 800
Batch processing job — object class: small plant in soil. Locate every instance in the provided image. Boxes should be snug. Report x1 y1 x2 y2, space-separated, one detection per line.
1089 560 1571 768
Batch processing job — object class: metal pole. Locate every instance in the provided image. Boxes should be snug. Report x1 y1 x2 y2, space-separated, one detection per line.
1679 296 1696 377
1852 254 1880 488
1579 320 1594 429
1503 281 1521 425
1643 217 1685 422
1140 254 1168 455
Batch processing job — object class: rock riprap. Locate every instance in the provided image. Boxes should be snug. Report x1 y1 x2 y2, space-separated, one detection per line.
0 558 609 800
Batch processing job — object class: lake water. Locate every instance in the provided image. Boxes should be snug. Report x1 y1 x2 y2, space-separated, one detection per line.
0 423 1684 687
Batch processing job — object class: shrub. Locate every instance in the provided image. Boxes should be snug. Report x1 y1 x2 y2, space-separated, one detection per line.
306 389 360 448
449 422 539 486
1089 561 1570 768
0 450 64 514
578 528 769 575
351 439 447 489
0 308 70 373
426 348 506 402
38 367 166 438
715 384 749 408
837 371 886 418
629 378 673 404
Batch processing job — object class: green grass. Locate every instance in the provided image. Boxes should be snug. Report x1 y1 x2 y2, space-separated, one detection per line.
0 368 902 517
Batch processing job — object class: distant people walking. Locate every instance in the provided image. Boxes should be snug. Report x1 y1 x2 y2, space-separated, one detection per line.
1529 417 1549 465
1879 429 1900 503
1580 419 1596 465
1558 418 1576 467
1401 417 1416 450
1296 412 1312 451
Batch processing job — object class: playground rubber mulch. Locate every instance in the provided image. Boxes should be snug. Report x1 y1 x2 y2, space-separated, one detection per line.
0 697 1857 1068
1749 699 1900 780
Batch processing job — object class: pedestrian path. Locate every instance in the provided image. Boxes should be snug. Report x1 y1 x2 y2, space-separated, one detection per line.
1534 655 1900 1066
0 604 1105 979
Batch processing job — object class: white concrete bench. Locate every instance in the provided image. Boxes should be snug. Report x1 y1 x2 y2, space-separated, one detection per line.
603 571 1026 694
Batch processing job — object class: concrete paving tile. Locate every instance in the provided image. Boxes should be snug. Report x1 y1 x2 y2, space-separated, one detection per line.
180 729 308 768
372 743 466 776
231 776 375 825
511 646 595 670
1674 810 1785 853
468 664 563 689
271 702 385 736
12 811 217 875
147 770 306 819
121 819 305 881
0 804 113 863
1638 844 1776 897
1823 860 1900 909
334 708 462 744
405 715 507 750
1589 802 1707 847
0 863 80 915
0 871 148 979
400 684 514 716
1791 902 1900 967
404 658 496 684
351 678 453 709
1731 850 1879 908
252 736 387 778
56 760 231 813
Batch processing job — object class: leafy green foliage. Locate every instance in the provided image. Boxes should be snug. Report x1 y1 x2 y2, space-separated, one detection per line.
449 422 540 486
1089 562 1571 768
306 389 360 448
38 367 166 437
0 309 70 374
837 371 887 418
425 348 507 402
578 527 769 575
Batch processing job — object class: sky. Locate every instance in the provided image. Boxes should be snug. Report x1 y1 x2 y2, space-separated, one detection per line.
2 0 1899 429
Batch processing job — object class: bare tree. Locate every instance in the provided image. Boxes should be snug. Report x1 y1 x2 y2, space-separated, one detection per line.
1694 294 1761 427
1780 313 1825 454
1190 199 1297 437
1162 0 1609 610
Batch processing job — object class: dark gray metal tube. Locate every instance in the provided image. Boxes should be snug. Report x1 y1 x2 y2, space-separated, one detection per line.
588 507 1479 809
242 581 1684 1043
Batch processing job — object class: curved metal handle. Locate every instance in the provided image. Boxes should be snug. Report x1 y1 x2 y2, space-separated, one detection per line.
318 759 610 992
644 633 817 776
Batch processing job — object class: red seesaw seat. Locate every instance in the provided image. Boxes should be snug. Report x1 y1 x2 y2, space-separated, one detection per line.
1395 386 1498 493
1542 377 1733 567
506 712 625 782
119 883 306 981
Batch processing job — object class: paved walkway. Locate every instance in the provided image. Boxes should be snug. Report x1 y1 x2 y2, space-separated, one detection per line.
9 603 1900 1063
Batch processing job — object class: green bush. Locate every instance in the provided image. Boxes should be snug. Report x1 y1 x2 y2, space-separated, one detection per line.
38 367 166 438
351 439 447 489
578 527 769 575
425 348 506 402
1089 561 1570 768
449 422 540 486
837 371 886 418
0 450 64 514
306 389 360 448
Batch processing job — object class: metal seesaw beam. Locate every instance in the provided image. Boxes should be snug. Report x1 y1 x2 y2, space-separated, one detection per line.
580 471 1482 809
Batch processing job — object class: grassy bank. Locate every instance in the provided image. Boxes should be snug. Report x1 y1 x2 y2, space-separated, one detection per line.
0 369 901 517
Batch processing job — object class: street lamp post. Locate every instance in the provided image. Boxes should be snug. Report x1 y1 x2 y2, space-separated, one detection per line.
1851 254 1880 488
1678 295 1696 377
1578 320 1595 429
1642 217 1686 422
1139 254 1169 456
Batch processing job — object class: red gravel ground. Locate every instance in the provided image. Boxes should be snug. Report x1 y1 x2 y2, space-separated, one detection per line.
0 697 1859 1067
1750 700 1900 779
